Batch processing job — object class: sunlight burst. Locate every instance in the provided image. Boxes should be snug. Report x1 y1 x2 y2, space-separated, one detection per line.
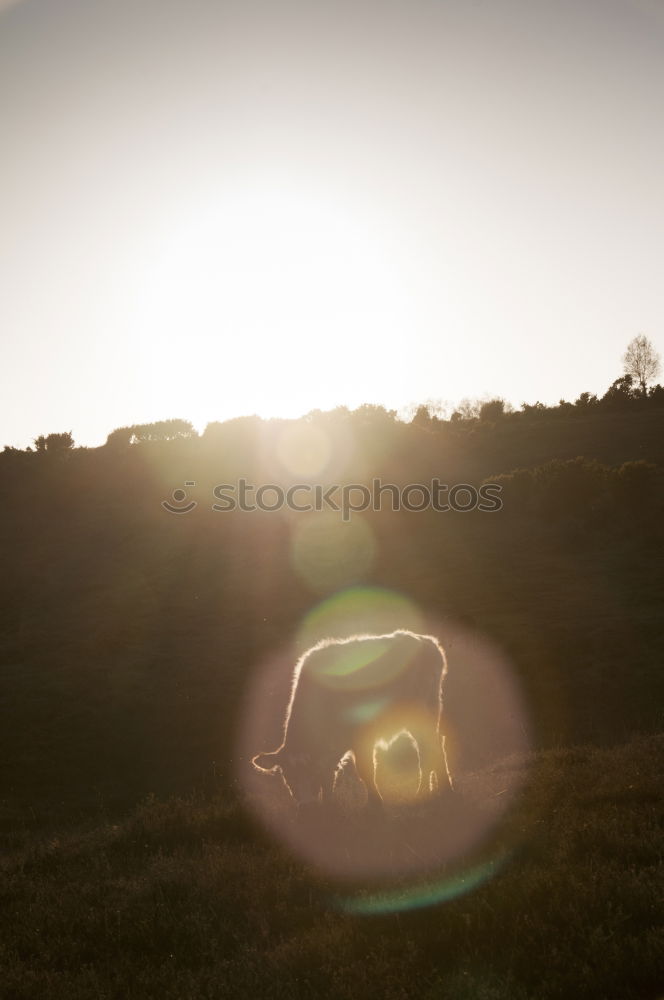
131 181 410 427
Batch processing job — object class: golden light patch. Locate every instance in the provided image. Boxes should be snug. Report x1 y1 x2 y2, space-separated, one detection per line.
276 421 332 479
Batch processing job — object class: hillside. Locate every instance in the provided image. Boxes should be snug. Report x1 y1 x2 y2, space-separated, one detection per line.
0 403 663 813
1 401 663 997
0 736 661 1000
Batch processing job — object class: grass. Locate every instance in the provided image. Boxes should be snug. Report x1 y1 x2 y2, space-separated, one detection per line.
0 735 661 999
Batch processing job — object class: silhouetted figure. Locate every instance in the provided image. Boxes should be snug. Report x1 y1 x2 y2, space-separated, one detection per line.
252 630 453 807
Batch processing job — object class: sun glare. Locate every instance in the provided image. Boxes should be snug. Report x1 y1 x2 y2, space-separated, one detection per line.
130 181 411 428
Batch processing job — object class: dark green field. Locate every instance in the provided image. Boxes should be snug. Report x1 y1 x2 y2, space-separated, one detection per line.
1 397 663 998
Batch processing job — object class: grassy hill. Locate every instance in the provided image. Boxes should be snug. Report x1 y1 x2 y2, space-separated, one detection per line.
0 736 661 1000
0 402 662 996
1 405 663 806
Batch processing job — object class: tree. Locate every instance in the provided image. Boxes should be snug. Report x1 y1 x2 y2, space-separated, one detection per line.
409 399 446 426
601 374 636 410
450 398 481 421
622 335 661 396
105 426 134 449
479 398 506 421
128 419 197 443
33 432 74 452
574 391 598 410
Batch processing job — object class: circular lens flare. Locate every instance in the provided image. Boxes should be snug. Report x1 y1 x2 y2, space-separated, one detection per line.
297 586 424 650
290 515 375 594
237 588 532 912
340 851 512 914
276 422 332 479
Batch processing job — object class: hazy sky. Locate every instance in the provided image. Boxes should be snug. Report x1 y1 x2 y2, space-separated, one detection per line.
2 0 663 447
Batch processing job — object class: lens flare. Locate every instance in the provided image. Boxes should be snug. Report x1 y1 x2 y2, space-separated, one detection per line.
296 586 424 650
237 588 533 913
290 514 375 594
276 421 332 479
340 851 512 914
306 633 417 690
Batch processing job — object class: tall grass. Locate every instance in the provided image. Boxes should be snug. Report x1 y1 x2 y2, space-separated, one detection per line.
1 735 661 999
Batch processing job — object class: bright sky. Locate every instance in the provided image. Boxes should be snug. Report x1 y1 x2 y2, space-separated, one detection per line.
1 0 663 447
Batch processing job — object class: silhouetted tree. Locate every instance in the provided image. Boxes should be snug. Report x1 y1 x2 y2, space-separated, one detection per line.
479 398 506 421
450 398 481 422
33 431 74 452
352 403 398 423
105 426 134 449
411 404 434 428
417 398 447 421
601 375 637 410
130 419 197 443
520 401 547 419
647 383 664 406
623 335 661 396
574 391 598 410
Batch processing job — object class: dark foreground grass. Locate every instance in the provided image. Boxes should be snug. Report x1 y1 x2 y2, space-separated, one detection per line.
1 735 662 1000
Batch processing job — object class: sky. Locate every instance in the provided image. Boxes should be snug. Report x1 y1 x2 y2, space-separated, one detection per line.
1 0 663 447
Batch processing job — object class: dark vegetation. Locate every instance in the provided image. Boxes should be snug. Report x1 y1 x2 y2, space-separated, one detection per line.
0 737 661 1000
1 378 663 998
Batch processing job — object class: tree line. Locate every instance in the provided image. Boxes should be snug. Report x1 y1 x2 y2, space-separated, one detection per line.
2 334 660 454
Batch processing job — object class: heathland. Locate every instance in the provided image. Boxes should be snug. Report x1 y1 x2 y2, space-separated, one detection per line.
1 390 662 998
